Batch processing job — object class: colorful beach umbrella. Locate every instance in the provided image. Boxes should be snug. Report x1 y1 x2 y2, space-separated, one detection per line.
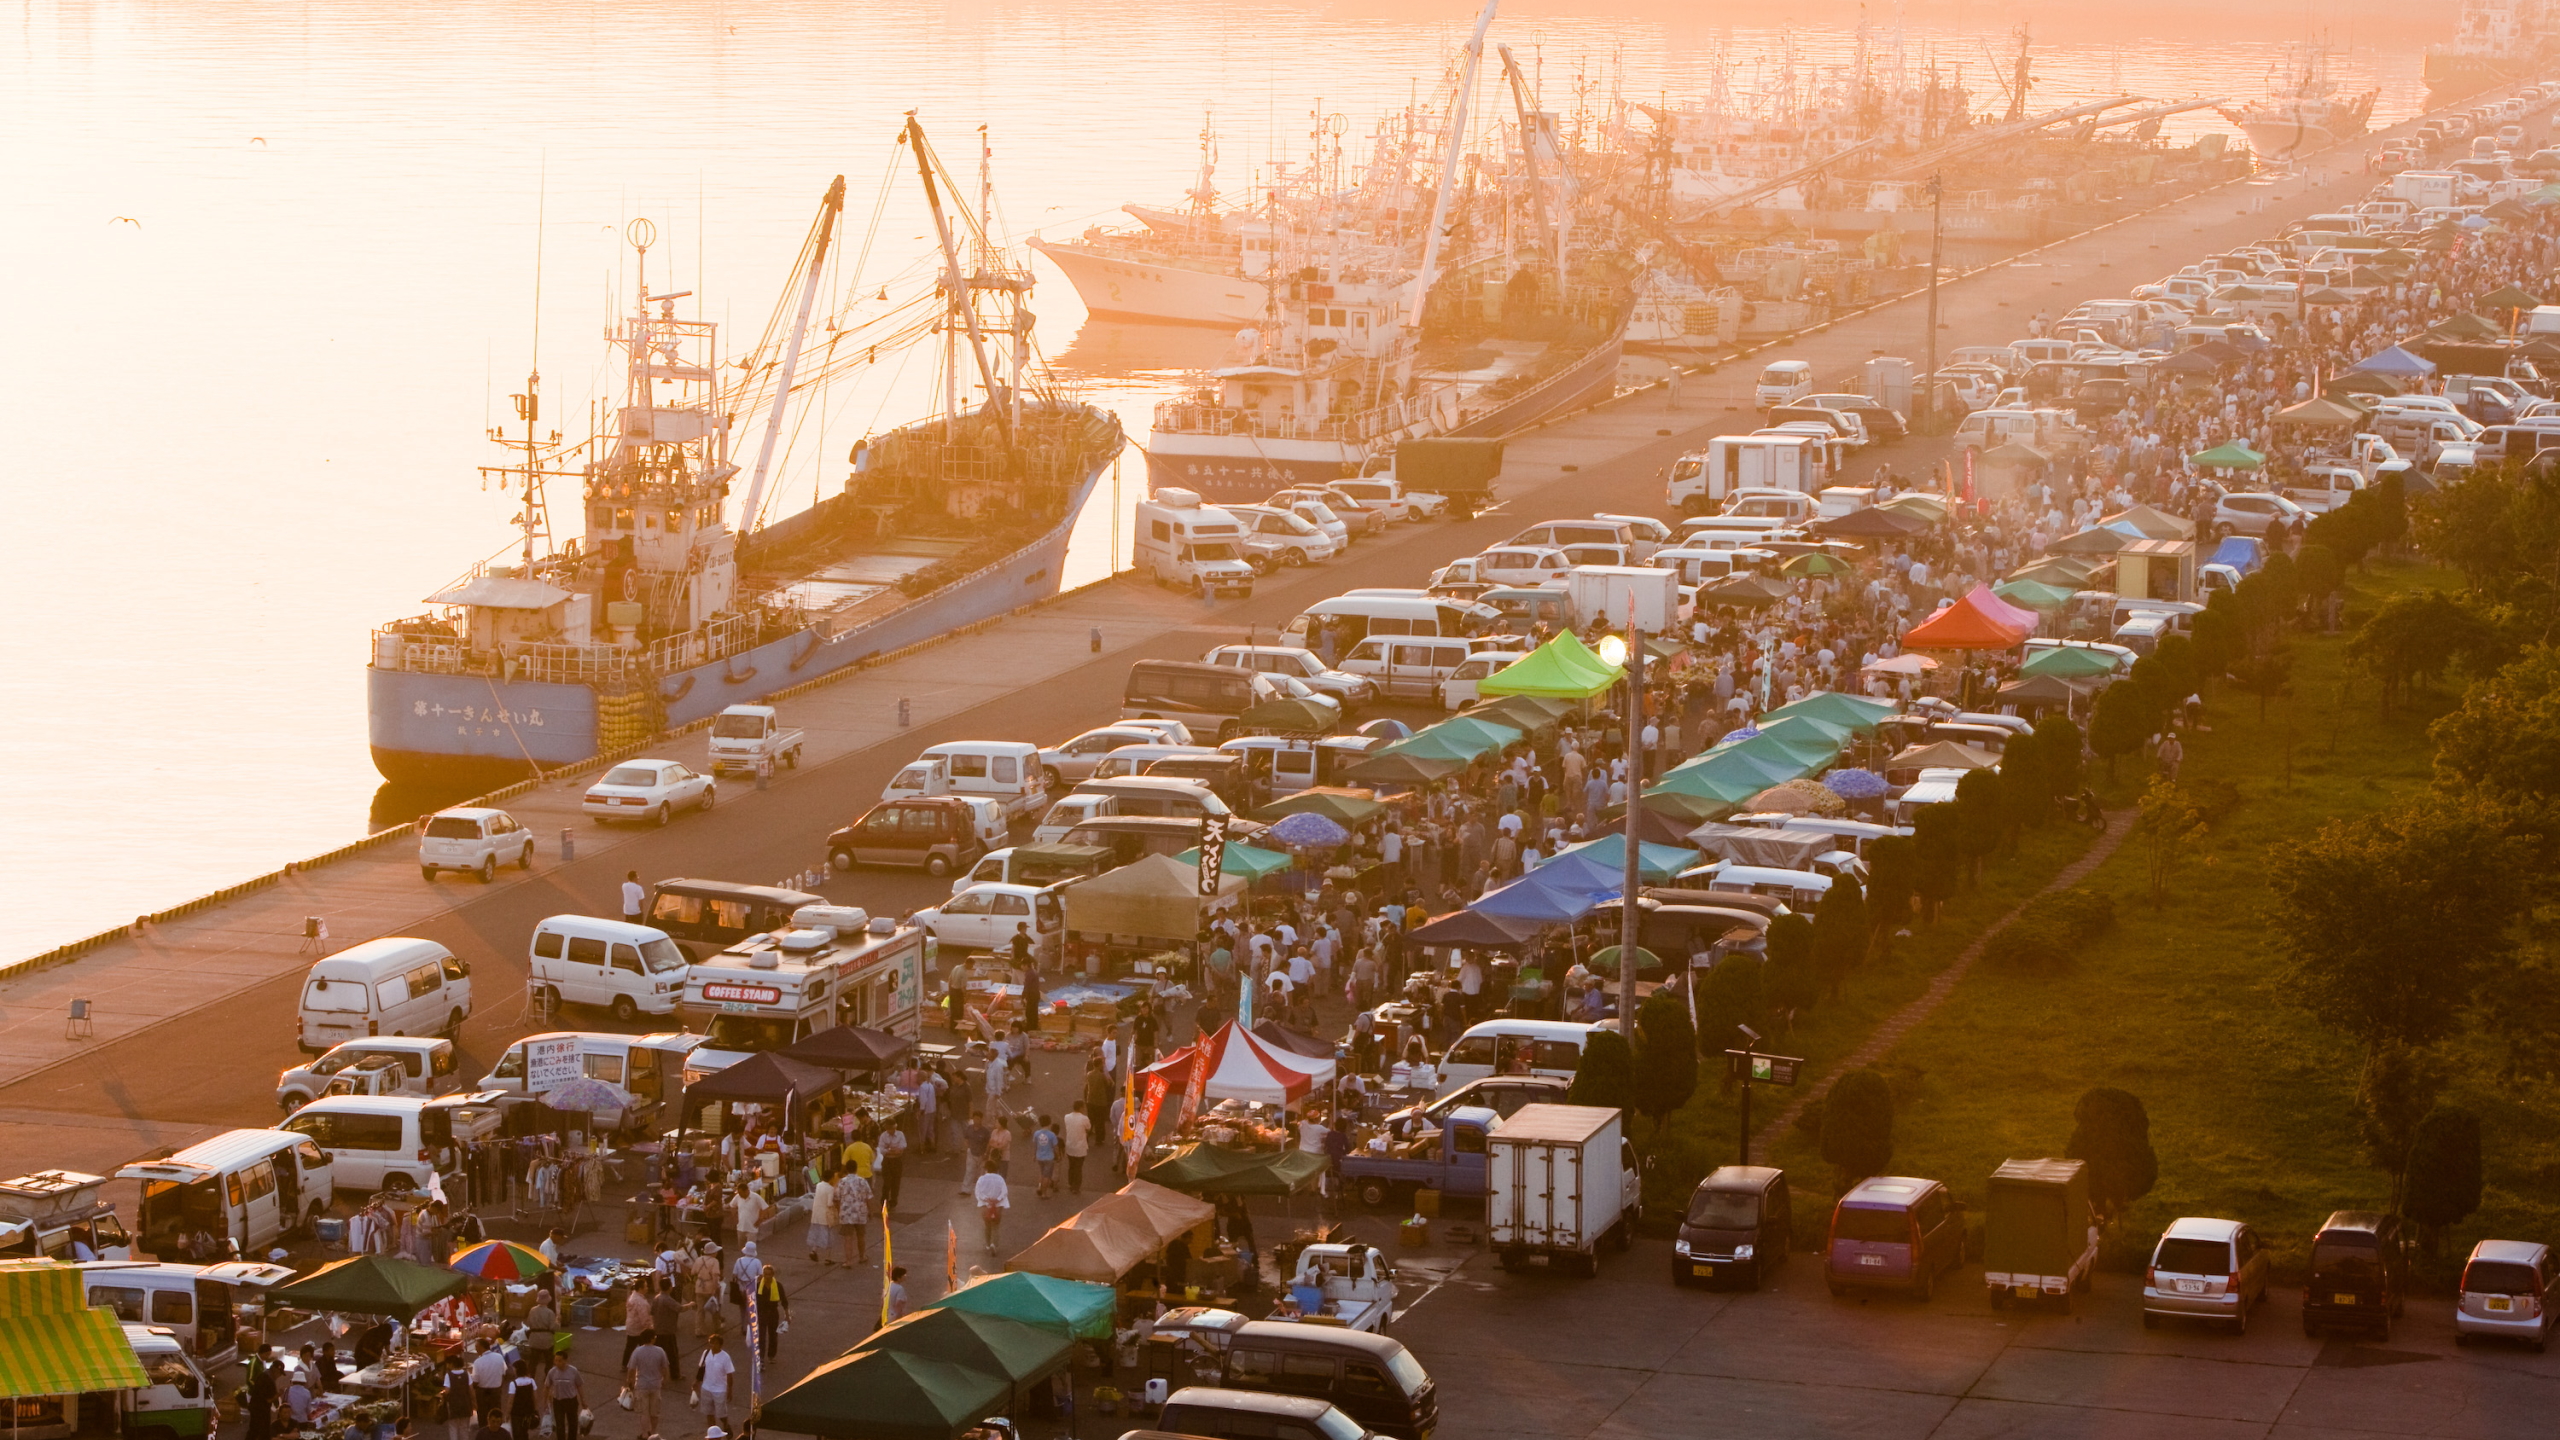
449 1240 551 1283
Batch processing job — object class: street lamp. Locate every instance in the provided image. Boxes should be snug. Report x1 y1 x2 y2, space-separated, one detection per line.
1593 631 1642 1037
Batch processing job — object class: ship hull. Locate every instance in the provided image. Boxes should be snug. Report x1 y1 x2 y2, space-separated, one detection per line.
370 444 1113 787
1029 239 1265 327
2425 51 2531 99
1141 434 1362 503
2235 117 2350 159
1449 335 1627 438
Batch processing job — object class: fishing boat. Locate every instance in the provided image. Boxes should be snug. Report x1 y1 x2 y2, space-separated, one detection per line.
367 120 1121 788
2427 0 2555 100
2218 46 2377 161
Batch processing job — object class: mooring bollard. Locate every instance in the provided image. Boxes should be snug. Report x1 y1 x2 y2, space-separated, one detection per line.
898 697 911 728
1090 626 1102 653
560 827 575 863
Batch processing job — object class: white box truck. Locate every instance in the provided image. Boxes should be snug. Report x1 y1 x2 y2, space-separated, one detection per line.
1565 565 1682 634
1487 1103 1642 1276
1135 489 1256 598
1663 435 1823 513
2391 171 2459 209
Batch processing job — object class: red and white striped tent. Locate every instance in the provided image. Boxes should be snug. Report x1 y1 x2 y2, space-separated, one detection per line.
1144 1020 1336 1105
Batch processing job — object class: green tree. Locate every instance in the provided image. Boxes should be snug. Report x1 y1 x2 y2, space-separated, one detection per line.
1952 768 2006 881
1909 804 1960 921
1819 1068 1896 1188
2267 799 2536 1056
2294 543 2345 631
2151 633 2201 704
2128 653 2180 722
1812 876 1867 1002
1764 912 1820 1022
2227 643 2295 722
2191 600 2242 679
2032 714 2084 800
2000 728 2049 832
2402 1108 2484 1259
1629 989 1699 1133
1691 954 1764 1066
2135 777 2205 908
2356 1044 2444 1205
2088 680 2155 779
2064 1087 2159 1225
2430 644 2560 802
2349 590 2492 716
1566 1026 1634 1112
1863 836 1917 953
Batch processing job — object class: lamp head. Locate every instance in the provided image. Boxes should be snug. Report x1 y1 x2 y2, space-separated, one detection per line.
1596 634 1630 667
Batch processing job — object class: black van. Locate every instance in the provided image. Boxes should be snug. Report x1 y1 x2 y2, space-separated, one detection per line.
644 879 823 948
1123 659 1261 737
1675 1165 1792 1289
2302 1210 2408 1339
1219 1321 1435 1440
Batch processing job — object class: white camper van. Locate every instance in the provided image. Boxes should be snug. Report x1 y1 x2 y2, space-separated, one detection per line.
1135 489 1256 597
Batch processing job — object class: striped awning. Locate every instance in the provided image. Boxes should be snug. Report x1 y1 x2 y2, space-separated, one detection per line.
0 1311 148 1398
0 1262 81 1321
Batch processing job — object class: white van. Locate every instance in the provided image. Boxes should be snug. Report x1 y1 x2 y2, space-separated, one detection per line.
79 1264 293 1369
0 1171 132 1263
296 937 473 1053
1677 861 1835 910
1031 792 1117 844
528 917 691 1022
1068 774 1231 821
1650 548 1756 586
918 741 1049 819
1755 360 1814 407
1089 743 1221 781
477 1031 701 1125
1219 734 1380 793
1440 651 1522 710
119 1131 336 1259
1434 1020 1601 1097
280 1093 505 1193
1135 489 1257 597
1338 634 1476 702
1282 594 1491 647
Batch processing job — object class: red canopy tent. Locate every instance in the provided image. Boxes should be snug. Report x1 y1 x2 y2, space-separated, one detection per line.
1142 1020 1334 1105
1901 585 2036 651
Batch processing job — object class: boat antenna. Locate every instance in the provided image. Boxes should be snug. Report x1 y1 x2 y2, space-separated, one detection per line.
1499 44 1558 277
739 175 848 537
904 113 1013 445
1408 0 1500 331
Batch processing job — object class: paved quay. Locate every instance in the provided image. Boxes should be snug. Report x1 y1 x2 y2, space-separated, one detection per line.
0 111 2439 1184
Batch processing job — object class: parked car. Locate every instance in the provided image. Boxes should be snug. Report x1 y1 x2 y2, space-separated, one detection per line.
2455 1239 2555 1352
1154 1387 1378 1440
1381 1075 1568 1140
1755 360 1814 407
275 1037 458 1112
417 807 536 883
1203 644 1376 711
1825 1175 1964 1300
1800 393 1908 442
2210 490 2308 543
1675 1165 1792 1290
1039 726 1180 784
2302 1211 2408 1339
1226 504 1341 568
1272 485 1384 537
582 760 715 826
825 797 985 877
2141 1216 2271 1333
907 882 1065 959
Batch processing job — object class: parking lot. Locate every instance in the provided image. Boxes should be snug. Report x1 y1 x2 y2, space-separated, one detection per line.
1391 1234 2560 1438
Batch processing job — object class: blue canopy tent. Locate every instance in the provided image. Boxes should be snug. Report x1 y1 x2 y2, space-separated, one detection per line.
2351 344 2437 377
1468 863 1613 923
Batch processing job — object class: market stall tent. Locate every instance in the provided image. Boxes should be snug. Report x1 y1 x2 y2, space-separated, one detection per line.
925 1272 1118 1341
1538 833 1702 884
1139 1143 1328 1196
1174 842 1292 883
1901 586 2036 650
1758 691 1897 735
1060 853 1242 941
260 1253 470 1318
758 1346 1008 1440
1249 789 1384 825
1083 1183 1216 1250
1475 632 1623 699
1005 1207 1159 1285
1406 909 1544 947
855 1307 1073 1393
0 1260 148 1401
680 1051 844 1130
782 1025 914 1072
1143 1021 1334 1104
2021 645 2120 679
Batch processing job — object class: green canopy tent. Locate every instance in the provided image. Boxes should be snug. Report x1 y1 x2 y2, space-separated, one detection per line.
1138 1143 1327 1196
1757 690 1897 736
1376 726 1501 764
1780 551 1856 579
1476 632 1624 700
2425 312 2504 341
1537 834 1700 884
2479 284 2544 310
1175 842 1291 883
2326 370 2405 397
2189 442 2265 470
2006 555 2099 588
1629 787 1730 824
758 1348 1007 1440
1992 577 2075 611
2047 525 2132 555
1465 693 1578 732
261 1254 470 1318
1751 713 1855 751
860 1307 1074 1393
2272 396 2366 429
1403 715 1524 754
2020 645 2120 679
1250 788 1384 825
925 1272 1118 1341
1875 492 1951 523
1232 696 1339 736
1341 749 1469 785
1697 574 1794 607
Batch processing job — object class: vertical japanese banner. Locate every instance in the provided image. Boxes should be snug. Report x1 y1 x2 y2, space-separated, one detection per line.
743 1284 763 1401
1127 1071 1169 1173
1237 962 1255 1031
1170 1044 1210 1133
1119 1056 1140 1163
945 1220 958 1294
1197 813 1228 896
1962 446 1976 509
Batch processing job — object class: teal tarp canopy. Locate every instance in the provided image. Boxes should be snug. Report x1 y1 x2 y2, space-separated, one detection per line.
1757 691 1897 736
1536 833 1700 884
1175 842 1292 882
925 1272 1118 1341
1993 577 2075 611
2188 442 2264 470
758 1347 1007 1440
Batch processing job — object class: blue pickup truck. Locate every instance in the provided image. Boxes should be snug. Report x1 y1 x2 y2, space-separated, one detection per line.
1340 1105 1496 1209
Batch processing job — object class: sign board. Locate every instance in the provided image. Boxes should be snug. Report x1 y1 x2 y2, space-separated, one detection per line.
702 981 783 1006
527 1037 583 1089
1724 1049 1804 1086
1197 814 1228 897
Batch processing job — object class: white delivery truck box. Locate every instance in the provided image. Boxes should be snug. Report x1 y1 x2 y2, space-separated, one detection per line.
1565 565 1681 634
1486 1103 1637 1276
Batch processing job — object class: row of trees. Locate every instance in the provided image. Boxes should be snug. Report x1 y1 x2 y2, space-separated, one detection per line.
1812 1072 2158 1223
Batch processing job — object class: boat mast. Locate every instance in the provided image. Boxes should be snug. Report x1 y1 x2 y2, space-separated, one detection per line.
738 176 848 539
1407 0 1499 332
906 114 1013 445
1499 44 1558 277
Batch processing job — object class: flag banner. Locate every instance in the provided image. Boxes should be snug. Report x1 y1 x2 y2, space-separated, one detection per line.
1197 813 1228 896
1128 1071 1169 1171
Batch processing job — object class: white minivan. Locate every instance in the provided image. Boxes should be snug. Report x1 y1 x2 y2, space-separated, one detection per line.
281 1093 505 1193
529 917 691 1022
119 1131 337 1259
918 741 1049 819
80 1262 295 1368
1434 1020 1601 1096
1755 360 1814 407
296 938 473 1053
1338 635 1477 702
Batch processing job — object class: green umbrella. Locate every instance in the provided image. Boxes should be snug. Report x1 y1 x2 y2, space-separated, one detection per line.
1233 696 1338 735
2189 442 2264 470
261 1254 469 1319
926 1272 1118 1341
2021 646 2118 679
1251 789 1384 825
1175 842 1291 882
1781 552 1855 579
759 1348 1008 1440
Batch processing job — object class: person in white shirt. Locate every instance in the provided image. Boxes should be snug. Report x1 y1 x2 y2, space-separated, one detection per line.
694 1336 736 1428
972 1169 1011 1251
621 872 646 924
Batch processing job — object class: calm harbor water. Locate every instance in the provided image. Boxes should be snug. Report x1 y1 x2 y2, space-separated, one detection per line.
1 0 2440 956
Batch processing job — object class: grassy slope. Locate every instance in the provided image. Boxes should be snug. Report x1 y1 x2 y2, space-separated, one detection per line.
1754 559 2560 1280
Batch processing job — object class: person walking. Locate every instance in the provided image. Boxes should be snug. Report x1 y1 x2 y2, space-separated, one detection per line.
727 1242 763 1330
545 1351 582 1440
973 1166 1011 1252
245 1345 279 1440
622 1334 667 1440
886 1267 911 1322
805 1164 838 1265
648 1279 681 1377
2156 729 2185 783
752 1268 789 1365
464 1343 504 1433
621 872 645 925
1032 1115 1059 1198
1061 1102 1092 1195
693 1335 735 1434
984 1117 1012 1183
503 1361 537 1440
875 1122 906 1214
619 1281 653 1368
440 1360 474 1440
835 1169 874 1265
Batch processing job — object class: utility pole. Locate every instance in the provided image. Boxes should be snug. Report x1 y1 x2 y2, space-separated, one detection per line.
1923 173 1945 431
1617 630 1646 1039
